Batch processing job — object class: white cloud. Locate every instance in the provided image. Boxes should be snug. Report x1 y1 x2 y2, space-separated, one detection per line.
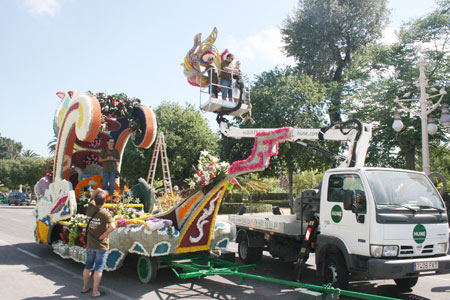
24 0 60 16
223 27 295 72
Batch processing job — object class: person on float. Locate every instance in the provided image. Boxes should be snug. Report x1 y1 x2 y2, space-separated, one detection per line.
220 53 237 102
199 56 219 98
81 188 116 298
99 138 119 199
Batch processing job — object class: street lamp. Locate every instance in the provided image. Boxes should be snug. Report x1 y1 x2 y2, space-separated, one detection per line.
392 60 448 175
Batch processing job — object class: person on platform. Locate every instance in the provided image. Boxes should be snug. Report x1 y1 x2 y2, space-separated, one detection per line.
220 53 237 101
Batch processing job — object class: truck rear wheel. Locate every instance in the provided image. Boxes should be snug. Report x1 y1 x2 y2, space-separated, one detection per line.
137 256 158 283
238 236 263 264
323 254 349 290
394 277 418 289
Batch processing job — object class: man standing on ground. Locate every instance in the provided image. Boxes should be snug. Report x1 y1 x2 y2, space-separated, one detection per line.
82 188 116 298
99 138 120 198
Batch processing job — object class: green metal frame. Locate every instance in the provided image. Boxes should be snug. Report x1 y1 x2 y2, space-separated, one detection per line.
158 253 401 300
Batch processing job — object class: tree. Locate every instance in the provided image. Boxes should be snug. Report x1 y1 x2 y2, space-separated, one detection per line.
22 149 39 158
47 138 57 155
121 102 219 189
0 157 48 191
220 67 333 209
0 134 23 159
348 0 450 170
281 0 389 123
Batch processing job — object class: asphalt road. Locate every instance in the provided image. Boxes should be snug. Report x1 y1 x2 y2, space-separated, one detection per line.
1 204 449 300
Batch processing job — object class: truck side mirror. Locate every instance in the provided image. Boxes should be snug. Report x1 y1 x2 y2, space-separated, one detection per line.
343 190 354 210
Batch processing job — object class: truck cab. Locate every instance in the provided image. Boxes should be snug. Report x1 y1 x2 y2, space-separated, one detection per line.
317 167 449 289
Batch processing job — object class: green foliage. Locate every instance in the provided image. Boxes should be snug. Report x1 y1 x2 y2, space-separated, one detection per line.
22 149 39 158
121 102 219 188
0 133 23 160
0 156 49 190
293 169 324 194
218 203 272 214
347 1 450 169
281 0 389 122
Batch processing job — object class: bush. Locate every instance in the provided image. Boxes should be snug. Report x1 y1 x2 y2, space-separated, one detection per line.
261 200 290 208
223 192 289 202
218 203 272 214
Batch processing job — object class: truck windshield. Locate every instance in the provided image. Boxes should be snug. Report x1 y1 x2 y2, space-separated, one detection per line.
366 170 444 211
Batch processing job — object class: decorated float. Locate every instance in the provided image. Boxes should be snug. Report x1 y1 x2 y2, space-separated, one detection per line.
33 90 290 283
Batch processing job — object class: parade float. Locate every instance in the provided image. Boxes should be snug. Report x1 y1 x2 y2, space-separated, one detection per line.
32 90 292 283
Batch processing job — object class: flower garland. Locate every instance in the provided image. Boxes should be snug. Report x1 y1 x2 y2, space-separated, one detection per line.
88 92 143 138
128 118 143 139
90 92 141 119
82 153 99 166
186 151 230 192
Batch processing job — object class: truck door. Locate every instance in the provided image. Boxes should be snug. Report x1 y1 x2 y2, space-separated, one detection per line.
321 173 370 256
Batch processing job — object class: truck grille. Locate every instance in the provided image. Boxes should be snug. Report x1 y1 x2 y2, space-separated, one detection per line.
399 244 434 257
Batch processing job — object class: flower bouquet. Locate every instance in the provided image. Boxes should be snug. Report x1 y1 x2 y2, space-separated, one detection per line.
186 151 230 194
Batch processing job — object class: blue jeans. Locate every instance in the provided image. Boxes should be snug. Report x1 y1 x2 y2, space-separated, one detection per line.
209 84 218 97
102 172 116 195
85 248 107 272
220 79 232 99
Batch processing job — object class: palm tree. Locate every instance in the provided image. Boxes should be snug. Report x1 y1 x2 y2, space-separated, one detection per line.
22 149 39 158
47 138 57 155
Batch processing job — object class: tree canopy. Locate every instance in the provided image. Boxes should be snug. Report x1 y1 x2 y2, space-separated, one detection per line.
121 102 219 189
281 0 389 123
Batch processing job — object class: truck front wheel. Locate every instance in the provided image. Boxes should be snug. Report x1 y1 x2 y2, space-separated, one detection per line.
323 255 349 290
394 277 418 289
238 236 263 264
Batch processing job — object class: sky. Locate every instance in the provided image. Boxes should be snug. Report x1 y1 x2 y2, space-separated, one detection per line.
0 0 439 157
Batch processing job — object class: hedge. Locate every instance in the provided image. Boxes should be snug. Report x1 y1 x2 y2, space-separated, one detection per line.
224 192 289 202
218 203 272 214
260 200 290 208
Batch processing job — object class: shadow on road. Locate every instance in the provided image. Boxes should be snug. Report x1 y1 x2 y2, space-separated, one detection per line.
0 241 446 300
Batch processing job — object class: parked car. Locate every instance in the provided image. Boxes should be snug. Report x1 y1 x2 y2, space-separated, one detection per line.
8 192 31 206
0 192 7 204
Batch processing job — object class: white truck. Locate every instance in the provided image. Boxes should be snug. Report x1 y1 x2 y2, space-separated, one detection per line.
220 119 450 290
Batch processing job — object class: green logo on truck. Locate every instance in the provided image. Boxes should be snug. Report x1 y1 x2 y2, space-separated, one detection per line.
331 205 343 223
413 224 427 244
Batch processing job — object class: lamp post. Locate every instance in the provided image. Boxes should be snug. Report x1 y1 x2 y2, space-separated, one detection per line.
392 60 449 175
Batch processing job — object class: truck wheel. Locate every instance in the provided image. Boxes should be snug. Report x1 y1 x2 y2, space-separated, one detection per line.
238 236 262 264
394 277 418 289
323 255 349 290
137 256 158 283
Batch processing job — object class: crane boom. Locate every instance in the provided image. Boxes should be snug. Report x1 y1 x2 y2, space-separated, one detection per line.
219 119 372 168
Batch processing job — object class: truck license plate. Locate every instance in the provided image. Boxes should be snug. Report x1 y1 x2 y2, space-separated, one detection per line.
414 261 438 271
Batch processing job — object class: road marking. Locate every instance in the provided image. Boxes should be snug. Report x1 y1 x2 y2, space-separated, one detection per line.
425 276 450 282
1 239 135 300
17 247 41 259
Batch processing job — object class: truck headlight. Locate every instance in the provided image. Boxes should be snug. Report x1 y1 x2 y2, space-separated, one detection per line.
370 245 398 257
382 245 398 257
436 243 448 254
370 245 383 257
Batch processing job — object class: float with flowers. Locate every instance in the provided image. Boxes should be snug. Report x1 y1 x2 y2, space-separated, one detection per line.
33 90 275 282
